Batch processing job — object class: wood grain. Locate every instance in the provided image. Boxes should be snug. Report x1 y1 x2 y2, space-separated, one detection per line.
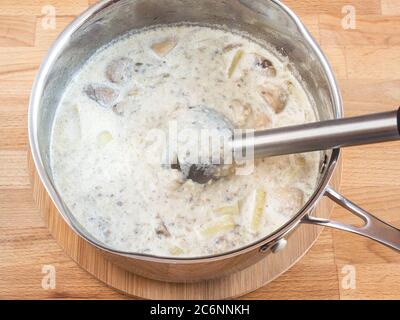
0 0 400 299
381 0 400 15
0 150 29 189
0 16 36 47
321 46 348 79
319 15 400 46
0 0 88 16
34 16 75 47
300 15 321 42
283 0 382 15
244 230 340 300
346 46 400 80
0 96 29 149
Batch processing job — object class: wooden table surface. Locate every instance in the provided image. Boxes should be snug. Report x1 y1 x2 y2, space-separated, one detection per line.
1 0 400 300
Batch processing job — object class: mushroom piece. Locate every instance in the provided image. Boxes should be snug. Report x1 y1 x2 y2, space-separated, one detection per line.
254 54 277 77
230 100 271 130
112 103 125 116
105 57 134 84
112 100 128 116
151 38 177 57
155 218 171 237
228 99 252 127
252 111 272 129
112 99 141 117
258 84 289 114
84 84 119 109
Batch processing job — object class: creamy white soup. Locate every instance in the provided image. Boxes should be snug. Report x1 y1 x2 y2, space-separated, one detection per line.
50 25 321 257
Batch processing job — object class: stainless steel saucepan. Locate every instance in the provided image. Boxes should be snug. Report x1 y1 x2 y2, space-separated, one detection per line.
28 0 400 282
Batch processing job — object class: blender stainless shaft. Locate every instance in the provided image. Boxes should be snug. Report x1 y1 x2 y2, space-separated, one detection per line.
231 108 400 158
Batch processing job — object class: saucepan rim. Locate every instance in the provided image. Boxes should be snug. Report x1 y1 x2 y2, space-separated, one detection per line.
28 0 343 264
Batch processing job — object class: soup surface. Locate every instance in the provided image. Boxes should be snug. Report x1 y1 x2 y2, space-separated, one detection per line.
50 25 321 257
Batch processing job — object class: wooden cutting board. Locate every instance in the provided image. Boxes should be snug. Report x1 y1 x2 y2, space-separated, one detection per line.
1 0 400 299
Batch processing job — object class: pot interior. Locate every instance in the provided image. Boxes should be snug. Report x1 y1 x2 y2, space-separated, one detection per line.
30 0 342 257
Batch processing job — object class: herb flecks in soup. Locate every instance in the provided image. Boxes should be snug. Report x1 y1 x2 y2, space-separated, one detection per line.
50 26 320 257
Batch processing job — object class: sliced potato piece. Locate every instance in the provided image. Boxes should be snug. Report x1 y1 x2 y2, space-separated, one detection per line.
251 189 266 232
97 131 113 147
271 187 304 217
202 215 235 237
128 88 140 97
228 49 244 78
169 245 184 256
291 154 307 168
286 80 295 94
215 202 240 215
286 155 308 181
67 104 82 141
151 38 177 57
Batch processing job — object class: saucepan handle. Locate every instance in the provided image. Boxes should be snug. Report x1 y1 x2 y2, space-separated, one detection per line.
302 187 400 251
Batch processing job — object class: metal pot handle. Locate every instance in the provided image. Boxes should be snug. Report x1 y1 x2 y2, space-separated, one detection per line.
302 187 400 251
